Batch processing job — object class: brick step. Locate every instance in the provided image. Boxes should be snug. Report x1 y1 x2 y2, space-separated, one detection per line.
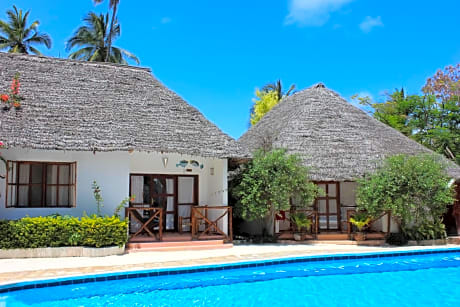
127 242 233 253
316 233 349 240
127 239 227 251
448 236 460 244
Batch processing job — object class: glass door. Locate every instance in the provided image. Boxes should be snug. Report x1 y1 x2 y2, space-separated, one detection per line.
316 182 340 231
151 175 176 231
130 174 198 232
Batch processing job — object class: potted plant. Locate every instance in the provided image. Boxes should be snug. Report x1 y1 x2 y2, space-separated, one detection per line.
349 211 372 241
290 212 312 241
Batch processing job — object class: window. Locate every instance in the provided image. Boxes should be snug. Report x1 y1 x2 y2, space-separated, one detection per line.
6 161 76 208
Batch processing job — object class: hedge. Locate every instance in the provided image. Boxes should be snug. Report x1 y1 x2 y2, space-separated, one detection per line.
0 215 128 249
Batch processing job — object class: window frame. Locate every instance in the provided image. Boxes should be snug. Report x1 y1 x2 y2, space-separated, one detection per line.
5 161 77 208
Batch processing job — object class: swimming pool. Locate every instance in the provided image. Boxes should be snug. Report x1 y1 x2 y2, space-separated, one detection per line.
1 248 459 306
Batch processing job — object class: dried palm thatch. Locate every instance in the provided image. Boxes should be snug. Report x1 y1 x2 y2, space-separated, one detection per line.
239 83 460 180
0 53 248 158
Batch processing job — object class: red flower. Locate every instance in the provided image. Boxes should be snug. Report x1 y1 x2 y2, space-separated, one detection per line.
11 80 20 95
0 94 8 102
0 141 4 148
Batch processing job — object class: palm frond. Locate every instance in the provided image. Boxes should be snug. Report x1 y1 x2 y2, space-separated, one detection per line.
28 46 42 55
26 32 52 49
68 46 96 61
118 47 140 64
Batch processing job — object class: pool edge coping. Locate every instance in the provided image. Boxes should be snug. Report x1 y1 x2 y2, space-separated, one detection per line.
1 247 459 294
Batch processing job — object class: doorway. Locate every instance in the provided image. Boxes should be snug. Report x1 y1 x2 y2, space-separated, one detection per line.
315 182 340 231
129 174 198 232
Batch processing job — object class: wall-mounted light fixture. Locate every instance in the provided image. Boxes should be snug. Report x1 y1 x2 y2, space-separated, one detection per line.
210 167 215 176
162 157 169 168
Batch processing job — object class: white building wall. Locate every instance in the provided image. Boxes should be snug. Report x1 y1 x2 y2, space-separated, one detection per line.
0 149 130 220
0 149 228 222
128 152 227 207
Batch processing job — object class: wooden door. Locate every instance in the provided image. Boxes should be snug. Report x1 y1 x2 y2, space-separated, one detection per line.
316 182 340 231
129 174 198 232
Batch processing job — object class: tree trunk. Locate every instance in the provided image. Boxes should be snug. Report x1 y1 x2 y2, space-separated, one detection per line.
265 205 275 236
105 2 118 62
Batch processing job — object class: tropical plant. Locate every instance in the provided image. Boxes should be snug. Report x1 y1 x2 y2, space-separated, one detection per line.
422 63 460 103
66 12 139 64
114 195 135 217
0 5 52 54
93 0 120 62
403 219 447 241
250 80 296 125
349 211 372 232
356 154 455 240
92 180 104 216
233 149 320 225
261 80 296 100
250 90 279 125
354 64 460 164
290 212 312 232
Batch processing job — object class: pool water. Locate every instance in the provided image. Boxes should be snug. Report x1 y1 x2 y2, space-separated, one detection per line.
2 250 460 306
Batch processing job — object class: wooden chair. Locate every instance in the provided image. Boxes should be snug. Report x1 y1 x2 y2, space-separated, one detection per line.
178 216 192 233
179 205 207 233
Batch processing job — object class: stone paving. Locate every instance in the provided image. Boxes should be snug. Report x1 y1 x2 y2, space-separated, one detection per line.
0 243 458 286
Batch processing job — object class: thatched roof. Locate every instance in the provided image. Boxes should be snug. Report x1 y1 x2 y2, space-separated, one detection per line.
0 53 247 158
239 83 460 180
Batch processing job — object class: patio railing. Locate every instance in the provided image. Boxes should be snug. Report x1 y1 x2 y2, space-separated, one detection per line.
191 206 233 242
125 207 163 241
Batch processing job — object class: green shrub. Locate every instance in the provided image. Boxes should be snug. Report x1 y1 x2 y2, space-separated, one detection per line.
403 220 447 241
290 212 312 232
0 215 128 249
356 154 455 240
234 149 320 221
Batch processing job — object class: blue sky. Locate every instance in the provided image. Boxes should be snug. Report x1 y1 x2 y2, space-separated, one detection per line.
1 0 460 138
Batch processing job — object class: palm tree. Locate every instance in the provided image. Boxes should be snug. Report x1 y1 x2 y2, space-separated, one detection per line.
0 5 52 55
66 12 139 64
261 80 296 102
93 0 119 62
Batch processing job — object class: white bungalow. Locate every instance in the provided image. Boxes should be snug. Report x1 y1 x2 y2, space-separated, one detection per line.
0 53 247 244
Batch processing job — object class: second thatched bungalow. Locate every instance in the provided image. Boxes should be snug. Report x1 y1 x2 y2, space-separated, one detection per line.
238 83 460 239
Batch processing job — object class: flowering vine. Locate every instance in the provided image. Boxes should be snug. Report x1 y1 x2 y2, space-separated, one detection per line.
0 73 24 179
1 73 23 109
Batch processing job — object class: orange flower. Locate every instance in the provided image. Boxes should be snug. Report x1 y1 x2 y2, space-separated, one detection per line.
0 94 8 102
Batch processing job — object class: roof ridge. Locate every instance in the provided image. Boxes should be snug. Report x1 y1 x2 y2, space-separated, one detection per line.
0 51 152 73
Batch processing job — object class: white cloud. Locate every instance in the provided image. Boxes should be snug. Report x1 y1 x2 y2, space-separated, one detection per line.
285 0 354 27
160 17 172 24
359 16 383 33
